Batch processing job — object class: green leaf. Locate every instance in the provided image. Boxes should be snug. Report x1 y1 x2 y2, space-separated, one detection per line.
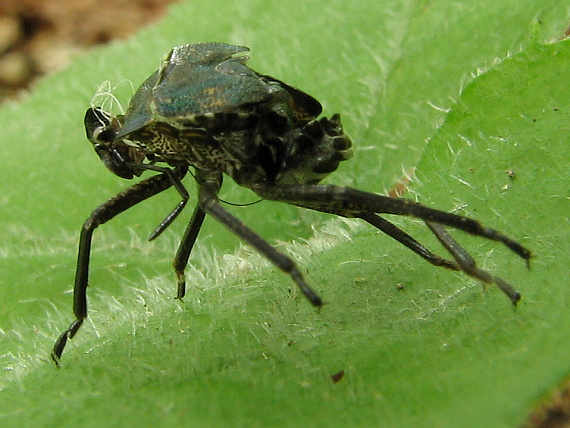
0 0 568 426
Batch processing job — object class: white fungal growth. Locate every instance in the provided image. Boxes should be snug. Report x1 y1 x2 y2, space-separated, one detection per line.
89 80 135 115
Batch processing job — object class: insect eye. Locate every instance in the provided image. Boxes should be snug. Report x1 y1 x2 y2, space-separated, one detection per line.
84 107 119 145
91 126 115 145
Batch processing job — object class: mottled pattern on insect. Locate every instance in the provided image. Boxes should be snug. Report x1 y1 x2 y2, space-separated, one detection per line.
52 43 531 365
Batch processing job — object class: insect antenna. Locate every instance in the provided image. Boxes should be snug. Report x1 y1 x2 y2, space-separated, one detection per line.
186 167 263 207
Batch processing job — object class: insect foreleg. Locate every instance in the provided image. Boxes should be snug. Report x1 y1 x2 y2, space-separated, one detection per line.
51 166 186 365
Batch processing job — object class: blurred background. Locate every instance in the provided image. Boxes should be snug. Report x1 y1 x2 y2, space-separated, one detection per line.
0 0 180 102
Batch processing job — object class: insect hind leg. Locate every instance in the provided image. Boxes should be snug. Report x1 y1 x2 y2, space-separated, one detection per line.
251 182 529 303
425 221 521 304
358 212 459 271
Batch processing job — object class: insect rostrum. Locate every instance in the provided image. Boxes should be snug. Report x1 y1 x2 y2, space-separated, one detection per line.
51 43 531 365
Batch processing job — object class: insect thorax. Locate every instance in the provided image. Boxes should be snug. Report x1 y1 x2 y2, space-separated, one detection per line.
124 117 245 175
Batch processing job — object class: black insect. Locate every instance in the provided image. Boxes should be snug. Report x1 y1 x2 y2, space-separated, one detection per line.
51 43 531 364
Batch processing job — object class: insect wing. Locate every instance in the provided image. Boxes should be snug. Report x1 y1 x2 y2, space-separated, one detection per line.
152 44 274 119
261 74 322 122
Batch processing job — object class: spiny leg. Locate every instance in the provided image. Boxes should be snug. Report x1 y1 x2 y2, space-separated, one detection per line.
199 174 322 306
51 166 187 366
425 222 521 304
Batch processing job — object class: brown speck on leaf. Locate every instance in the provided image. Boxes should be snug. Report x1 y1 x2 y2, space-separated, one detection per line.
331 370 345 383
388 168 415 198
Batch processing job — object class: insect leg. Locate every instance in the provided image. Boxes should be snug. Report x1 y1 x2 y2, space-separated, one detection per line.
251 183 531 262
199 174 323 306
51 166 187 366
425 221 521 304
128 163 190 241
172 203 206 299
357 212 459 271
251 183 529 303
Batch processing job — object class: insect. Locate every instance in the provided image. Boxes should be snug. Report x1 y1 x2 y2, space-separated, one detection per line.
51 43 531 365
